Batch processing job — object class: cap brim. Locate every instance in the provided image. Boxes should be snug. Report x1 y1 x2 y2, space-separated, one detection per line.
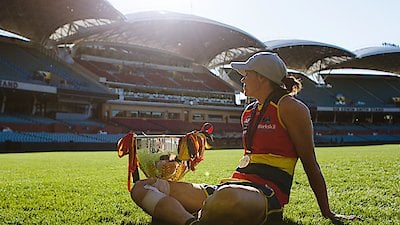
230 62 249 75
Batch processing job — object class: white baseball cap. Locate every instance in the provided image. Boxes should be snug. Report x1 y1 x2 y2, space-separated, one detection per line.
230 52 288 85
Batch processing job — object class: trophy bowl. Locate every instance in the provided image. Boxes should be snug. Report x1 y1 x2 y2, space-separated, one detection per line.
136 135 187 181
118 123 213 189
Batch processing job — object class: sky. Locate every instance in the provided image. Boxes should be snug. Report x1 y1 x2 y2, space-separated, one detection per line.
108 0 399 51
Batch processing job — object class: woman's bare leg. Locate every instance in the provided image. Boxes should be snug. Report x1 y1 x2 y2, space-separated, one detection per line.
131 178 207 225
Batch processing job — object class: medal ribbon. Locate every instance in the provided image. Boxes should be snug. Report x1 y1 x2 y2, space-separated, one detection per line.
245 94 273 154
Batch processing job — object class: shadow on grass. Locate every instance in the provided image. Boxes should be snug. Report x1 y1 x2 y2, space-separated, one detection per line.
280 217 352 225
273 218 302 225
143 217 304 225
279 218 303 225
139 217 355 225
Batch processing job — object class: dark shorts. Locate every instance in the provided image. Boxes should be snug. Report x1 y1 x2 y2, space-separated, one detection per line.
200 181 283 224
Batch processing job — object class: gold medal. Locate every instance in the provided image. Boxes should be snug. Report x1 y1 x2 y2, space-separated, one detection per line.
238 155 250 168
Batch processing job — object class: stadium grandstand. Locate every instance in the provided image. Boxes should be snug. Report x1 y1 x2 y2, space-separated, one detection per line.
0 0 399 152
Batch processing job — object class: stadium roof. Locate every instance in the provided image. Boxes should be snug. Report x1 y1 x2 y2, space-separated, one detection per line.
0 0 124 44
324 46 400 75
264 39 356 74
69 11 266 67
1 1 399 77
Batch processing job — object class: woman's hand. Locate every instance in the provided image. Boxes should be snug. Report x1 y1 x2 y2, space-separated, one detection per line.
325 211 363 224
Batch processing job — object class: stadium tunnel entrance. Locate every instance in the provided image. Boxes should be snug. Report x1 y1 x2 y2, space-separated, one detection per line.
0 88 56 116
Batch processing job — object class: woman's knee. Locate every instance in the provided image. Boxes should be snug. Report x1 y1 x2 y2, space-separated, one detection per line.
130 178 156 203
200 188 241 220
207 187 242 209
130 178 171 215
200 186 265 225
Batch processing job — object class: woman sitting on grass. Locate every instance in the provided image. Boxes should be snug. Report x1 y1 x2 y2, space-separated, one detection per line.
130 52 360 225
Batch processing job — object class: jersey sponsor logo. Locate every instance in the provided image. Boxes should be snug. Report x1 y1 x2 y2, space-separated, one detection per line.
258 115 276 130
257 123 276 130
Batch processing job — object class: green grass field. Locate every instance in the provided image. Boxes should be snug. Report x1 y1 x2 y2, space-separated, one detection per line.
1 145 399 225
